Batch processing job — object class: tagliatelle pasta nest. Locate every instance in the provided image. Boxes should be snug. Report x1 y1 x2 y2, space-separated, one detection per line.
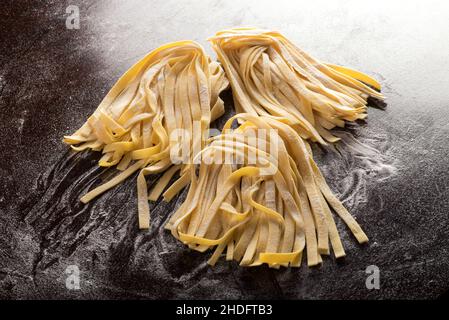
166 114 368 267
63 28 384 268
63 41 229 229
209 28 384 144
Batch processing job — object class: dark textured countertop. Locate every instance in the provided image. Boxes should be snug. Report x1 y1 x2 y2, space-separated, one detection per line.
1 0 448 299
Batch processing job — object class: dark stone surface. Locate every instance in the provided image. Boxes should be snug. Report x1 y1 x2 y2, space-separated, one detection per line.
1 0 448 299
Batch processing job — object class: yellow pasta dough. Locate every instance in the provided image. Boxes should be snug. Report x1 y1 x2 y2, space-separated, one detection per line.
64 40 229 229
63 28 385 268
166 114 368 267
209 27 384 144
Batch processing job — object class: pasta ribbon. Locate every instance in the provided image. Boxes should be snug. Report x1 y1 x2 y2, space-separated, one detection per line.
64 41 229 229
64 28 383 269
167 115 368 267
209 28 384 144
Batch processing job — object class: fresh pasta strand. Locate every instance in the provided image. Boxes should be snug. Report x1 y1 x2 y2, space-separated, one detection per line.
64 40 229 229
167 114 368 268
63 29 384 269
209 27 384 144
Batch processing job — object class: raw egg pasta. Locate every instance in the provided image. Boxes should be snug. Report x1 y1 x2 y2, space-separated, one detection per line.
209 27 384 144
64 41 229 229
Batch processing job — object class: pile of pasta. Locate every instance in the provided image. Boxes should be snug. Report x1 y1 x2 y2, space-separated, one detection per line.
209 28 384 144
63 41 229 229
166 114 368 267
64 29 384 268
